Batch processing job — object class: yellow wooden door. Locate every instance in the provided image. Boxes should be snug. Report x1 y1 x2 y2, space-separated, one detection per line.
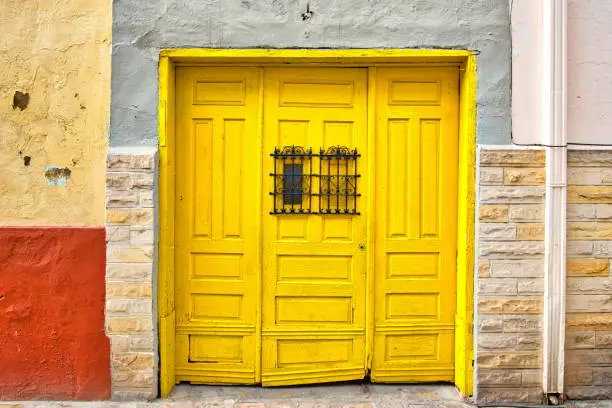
261 68 368 385
172 65 459 387
174 67 261 384
371 67 459 382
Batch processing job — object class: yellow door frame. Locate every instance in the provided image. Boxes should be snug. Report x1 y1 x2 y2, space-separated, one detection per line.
158 49 476 398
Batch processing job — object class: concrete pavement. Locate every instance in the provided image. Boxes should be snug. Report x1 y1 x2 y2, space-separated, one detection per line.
2 384 612 408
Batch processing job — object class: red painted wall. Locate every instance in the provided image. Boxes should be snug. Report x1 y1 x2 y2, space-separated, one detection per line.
0 228 110 400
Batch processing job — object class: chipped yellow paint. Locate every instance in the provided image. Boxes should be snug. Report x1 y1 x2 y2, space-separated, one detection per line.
161 48 473 64
0 0 111 226
158 55 176 397
455 53 477 397
158 49 476 397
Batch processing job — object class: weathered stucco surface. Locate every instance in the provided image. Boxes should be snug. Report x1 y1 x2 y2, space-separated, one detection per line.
0 227 110 400
111 0 511 146
0 0 111 226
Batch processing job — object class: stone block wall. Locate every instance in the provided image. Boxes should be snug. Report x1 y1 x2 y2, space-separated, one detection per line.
476 148 546 403
102 147 612 402
565 150 612 400
105 148 158 400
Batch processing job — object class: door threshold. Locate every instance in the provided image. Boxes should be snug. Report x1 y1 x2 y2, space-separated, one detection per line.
167 382 469 406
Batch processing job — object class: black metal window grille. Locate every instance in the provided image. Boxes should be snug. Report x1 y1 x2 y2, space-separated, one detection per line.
270 146 314 214
319 146 360 215
270 145 360 215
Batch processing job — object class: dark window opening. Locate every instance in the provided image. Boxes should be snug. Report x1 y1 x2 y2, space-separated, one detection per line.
283 163 303 206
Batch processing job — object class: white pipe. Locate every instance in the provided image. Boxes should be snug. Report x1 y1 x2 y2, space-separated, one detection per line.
542 0 567 402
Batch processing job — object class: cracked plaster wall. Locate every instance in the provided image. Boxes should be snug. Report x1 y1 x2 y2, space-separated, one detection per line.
0 0 111 226
111 0 511 146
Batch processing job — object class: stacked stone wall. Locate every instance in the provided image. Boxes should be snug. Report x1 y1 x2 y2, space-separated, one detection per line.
565 150 612 400
476 148 546 403
106 148 158 400
102 147 612 402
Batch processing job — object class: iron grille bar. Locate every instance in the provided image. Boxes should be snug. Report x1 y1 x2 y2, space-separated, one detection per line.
353 147 358 213
290 153 295 213
309 147 313 213
336 149 340 212
345 154 349 212
272 147 278 215
318 148 322 214
326 150 331 214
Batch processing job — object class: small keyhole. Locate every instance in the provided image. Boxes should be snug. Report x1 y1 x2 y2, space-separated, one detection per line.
359 244 366 251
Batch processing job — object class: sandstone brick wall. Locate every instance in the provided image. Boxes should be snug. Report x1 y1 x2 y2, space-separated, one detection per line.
102 147 612 402
565 150 612 400
106 148 157 400
476 148 546 403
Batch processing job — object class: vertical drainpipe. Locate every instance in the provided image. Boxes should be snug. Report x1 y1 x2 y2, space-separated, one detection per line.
542 0 567 404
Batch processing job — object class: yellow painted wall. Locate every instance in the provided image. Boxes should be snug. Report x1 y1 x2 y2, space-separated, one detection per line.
0 0 110 226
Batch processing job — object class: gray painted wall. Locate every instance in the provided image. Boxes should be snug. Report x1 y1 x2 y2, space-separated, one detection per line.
111 0 511 146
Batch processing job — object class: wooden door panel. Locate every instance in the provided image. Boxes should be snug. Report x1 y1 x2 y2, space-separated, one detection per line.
372 67 459 383
174 67 260 384
261 67 368 386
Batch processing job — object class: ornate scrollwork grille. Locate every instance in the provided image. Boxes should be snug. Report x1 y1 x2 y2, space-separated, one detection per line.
319 146 360 215
270 145 361 215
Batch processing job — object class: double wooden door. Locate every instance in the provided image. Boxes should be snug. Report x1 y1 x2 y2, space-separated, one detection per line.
174 66 458 386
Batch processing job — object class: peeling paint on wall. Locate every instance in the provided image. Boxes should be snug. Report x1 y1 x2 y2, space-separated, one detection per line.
12 91 29 110
0 0 111 226
0 227 110 400
44 166 71 186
